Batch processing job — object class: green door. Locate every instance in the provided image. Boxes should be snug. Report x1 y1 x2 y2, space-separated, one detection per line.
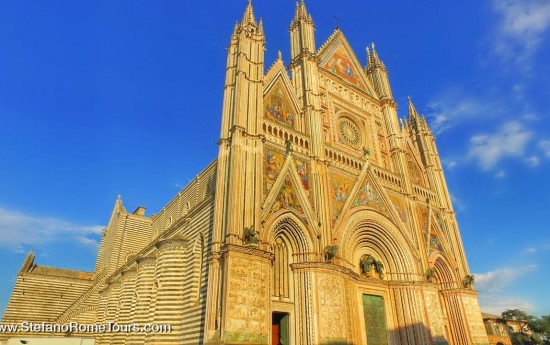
362 294 389 345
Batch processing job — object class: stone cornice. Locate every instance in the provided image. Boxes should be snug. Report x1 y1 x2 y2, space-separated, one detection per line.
221 244 274 261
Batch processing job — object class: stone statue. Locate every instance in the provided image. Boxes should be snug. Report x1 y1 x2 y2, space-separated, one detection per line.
425 268 436 282
363 147 371 158
462 274 474 289
243 226 259 245
360 254 375 276
324 245 338 263
285 139 292 155
375 260 385 279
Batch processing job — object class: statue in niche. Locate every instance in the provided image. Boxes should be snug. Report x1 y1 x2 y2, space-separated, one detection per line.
243 226 259 245
360 254 376 276
375 260 385 279
462 274 475 289
324 245 338 263
425 268 436 283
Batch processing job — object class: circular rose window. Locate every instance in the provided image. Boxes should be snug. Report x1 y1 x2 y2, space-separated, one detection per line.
338 116 362 149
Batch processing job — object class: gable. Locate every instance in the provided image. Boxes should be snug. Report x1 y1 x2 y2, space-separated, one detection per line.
405 144 427 187
264 75 300 129
322 43 366 88
317 31 376 97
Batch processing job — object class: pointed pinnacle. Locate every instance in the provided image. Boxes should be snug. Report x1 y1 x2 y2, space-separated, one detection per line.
258 18 264 34
277 50 283 61
241 0 257 27
366 47 371 67
408 97 420 121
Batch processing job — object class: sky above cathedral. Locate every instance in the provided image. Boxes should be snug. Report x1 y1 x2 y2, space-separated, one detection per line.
0 0 549 317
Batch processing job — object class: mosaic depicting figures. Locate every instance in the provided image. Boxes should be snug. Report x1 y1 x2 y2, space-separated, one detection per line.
416 204 429 232
430 232 444 252
329 173 354 223
389 194 407 222
270 177 303 214
323 45 363 87
265 149 285 194
353 180 388 216
264 82 296 128
295 160 309 192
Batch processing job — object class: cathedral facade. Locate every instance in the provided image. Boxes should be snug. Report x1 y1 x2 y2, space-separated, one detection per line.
2 2 489 345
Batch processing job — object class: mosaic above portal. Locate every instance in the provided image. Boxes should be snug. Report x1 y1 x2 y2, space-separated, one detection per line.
430 232 444 252
265 149 285 194
353 180 389 216
329 173 355 224
270 177 303 214
389 194 407 223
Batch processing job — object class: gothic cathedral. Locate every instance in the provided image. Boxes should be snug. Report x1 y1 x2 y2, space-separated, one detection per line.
2 2 489 345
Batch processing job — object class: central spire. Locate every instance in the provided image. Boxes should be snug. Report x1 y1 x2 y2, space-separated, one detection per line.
241 0 257 27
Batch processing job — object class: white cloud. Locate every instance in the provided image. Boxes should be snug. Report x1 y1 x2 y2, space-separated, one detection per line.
0 207 103 251
426 94 494 134
450 194 466 212
468 121 532 170
442 159 458 170
525 247 537 254
525 155 539 167
495 170 506 179
539 140 550 157
475 265 536 314
492 0 550 61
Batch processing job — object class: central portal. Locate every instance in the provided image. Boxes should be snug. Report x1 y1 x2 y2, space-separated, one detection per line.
272 312 290 345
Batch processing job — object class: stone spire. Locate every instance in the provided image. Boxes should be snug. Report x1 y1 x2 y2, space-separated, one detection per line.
367 42 386 70
293 0 313 24
241 0 257 27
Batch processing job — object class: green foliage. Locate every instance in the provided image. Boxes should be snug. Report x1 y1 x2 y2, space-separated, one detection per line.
503 310 550 345
529 315 550 337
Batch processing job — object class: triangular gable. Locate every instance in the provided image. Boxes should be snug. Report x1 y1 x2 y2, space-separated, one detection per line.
264 148 311 199
317 30 376 96
332 164 406 231
262 155 316 226
428 210 452 255
404 140 427 187
388 192 409 224
263 59 301 129
328 169 357 225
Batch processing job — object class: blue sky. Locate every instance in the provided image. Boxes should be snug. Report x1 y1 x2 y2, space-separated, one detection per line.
0 0 549 317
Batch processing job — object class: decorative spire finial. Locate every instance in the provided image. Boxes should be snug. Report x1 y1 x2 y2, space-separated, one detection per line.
241 0 257 27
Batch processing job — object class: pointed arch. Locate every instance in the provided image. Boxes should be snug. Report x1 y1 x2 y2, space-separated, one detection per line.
429 252 458 289
263 214 315 302
339 209 419 279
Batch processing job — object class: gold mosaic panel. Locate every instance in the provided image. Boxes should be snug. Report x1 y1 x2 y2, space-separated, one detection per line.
264 80 297 128
323 45 365 88
329 172 355 223
352 180 389 216
389 194 408 222
270 177 303 215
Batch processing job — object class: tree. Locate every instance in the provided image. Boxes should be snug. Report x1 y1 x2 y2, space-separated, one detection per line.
529 315 550 344
502 309 533 335
502 310 550 345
